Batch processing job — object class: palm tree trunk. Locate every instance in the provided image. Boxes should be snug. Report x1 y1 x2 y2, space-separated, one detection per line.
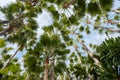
94 25 120 33
50 58 54 80
0 45 21 71
87 20 120 33
0 20 9 25
74 45 82 64
44 58 49 80
88 74 94 80
25 74 29 80
72 32 101 67
112 9 120 14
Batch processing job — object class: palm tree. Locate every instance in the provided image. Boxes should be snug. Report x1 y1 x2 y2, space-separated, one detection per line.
96 37 120 79
23 32 70 80
0 1 38 70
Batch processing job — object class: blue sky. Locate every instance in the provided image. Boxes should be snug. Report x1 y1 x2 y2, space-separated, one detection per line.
0 0 120 58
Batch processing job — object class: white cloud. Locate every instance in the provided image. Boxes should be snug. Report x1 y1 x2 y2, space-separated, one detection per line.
0 0 16 7
0 12 5 19
113 0 120 9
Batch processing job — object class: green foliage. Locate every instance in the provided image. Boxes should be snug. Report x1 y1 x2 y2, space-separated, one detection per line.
85 26 90 34
79 26 84 32
27 18 39 30
0 53 22 80
74 0 86 18
40 33 52 46
100 0 113 11
117 24 120 28
0 2 25 20
87 2 101 16
69 15 79 25
114 15 120 20
73 64 86 78
55 62 66 74
96 37 120 79
0 38 5 48
96 37 120 65
24 54 42 73
61 29 70 42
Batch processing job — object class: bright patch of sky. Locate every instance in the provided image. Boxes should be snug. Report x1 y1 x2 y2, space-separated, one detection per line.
36 10 53 38
84 0 120 47
113 0 120 9
0 0 16 7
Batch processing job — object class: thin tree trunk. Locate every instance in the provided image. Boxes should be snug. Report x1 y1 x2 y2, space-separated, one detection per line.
72 32 101 67
88 74 94 80
44 58 49 80
112 9 120 14
0 45 21 71
25 74 29 80
73 41 82 64
50 58 54 80
0 28 12 36
87 20 120 33
74 45 82 64
94 25 120 33
107 20 120 25
0 20 9 25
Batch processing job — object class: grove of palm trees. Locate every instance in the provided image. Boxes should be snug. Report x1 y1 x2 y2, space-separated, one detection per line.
0 0 120 80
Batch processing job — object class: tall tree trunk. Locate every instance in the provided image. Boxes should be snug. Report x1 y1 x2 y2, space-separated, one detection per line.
87 20 120 33
25 74 29 80
94 25 120 33
50 58 54 80
112 9 120 14
72 32 101 67
73 44 82 64
0 45 21 71
88 74 94 80
44 58 49 80
0 20 9 25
